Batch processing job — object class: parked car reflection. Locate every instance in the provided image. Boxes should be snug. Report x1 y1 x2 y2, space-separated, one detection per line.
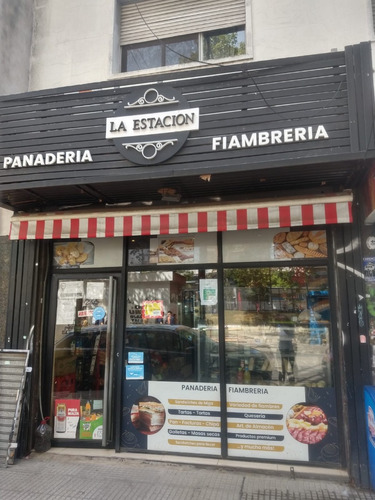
125 324 274 384
125 324 217 382
54 323 275 386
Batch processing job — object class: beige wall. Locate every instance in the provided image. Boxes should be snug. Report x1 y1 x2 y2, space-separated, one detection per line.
29 0 117 91
27 0 374 91
251 0 374 61
0 0 34 95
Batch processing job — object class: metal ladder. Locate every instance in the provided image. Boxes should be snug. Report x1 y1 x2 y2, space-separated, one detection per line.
0 327 33 467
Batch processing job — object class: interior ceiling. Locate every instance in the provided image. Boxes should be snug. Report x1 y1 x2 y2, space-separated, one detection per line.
0 160 367 214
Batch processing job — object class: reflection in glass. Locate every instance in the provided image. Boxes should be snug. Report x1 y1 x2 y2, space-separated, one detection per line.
127 234 218 266
224 266 332 387
125 269 219 382
204 26 245 60
52 279 111 440
165 38 198 65
126 45 162 72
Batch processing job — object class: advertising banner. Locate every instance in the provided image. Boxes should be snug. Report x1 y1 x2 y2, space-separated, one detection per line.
226 385 338 463
122 382 339 464
53 399 80 438
142 300 164 319
122 381 221 455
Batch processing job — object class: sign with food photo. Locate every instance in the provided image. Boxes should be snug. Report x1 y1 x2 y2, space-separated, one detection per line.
273 230 327 259
53 241 94 267
130 397 166 435
157 237 195 264
286 403 328 444
226 385 339 464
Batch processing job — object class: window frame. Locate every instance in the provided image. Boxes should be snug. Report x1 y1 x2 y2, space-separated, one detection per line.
121 26 247 73
117 0 253 74
202 25 246 61
122 34 199 73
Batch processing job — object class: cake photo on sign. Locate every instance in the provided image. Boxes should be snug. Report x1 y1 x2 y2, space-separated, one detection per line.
286 403 328 444
130 396 166 435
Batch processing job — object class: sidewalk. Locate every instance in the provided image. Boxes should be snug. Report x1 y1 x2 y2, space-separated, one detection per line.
2 448 375 499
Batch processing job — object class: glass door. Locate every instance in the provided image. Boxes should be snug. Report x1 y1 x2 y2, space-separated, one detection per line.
51 277 116 445
121 269 221 455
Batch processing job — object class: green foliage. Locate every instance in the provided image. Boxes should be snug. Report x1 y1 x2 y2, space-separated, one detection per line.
205 32 245 59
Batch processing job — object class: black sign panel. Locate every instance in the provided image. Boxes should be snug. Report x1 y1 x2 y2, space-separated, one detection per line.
106 86 199 165
0 43 374 212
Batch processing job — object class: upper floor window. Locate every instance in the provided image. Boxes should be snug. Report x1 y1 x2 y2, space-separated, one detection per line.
120 0 248 73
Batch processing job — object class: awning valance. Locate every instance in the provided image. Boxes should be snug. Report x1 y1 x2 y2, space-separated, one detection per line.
9 193 353 240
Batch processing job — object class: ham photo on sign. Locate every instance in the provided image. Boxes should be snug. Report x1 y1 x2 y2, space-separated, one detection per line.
286 404 328 444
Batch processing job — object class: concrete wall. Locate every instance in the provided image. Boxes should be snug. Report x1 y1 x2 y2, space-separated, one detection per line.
0 0 34 95
251 0 374 61
29 0 117 91
27 0 374 91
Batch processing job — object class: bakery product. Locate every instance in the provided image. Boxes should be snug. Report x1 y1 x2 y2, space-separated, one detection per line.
138 401 165 433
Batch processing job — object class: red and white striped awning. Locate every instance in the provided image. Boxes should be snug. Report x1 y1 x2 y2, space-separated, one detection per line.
9 192 353 240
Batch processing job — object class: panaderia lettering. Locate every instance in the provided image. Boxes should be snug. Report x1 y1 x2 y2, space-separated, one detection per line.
181 384 218 391
3 150 93 169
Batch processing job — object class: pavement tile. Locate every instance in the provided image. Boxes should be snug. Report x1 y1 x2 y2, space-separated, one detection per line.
0 451 375 500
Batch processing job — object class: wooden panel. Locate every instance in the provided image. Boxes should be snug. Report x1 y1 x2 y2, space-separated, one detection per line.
120 0 246 45
0 48 369 212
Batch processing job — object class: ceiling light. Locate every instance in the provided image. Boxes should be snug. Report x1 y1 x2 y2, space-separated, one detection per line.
158 187 181 202
200 174 211 182
158 188 176 196
161 193 181 202
105 201 132 207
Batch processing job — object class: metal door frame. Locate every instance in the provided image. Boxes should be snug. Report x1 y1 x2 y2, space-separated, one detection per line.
44 271 122 448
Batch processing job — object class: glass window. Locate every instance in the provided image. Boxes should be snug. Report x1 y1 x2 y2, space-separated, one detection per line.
224 266 332 387
128 234 218 266
124 43 162 72
203 26 246 60
53 239 123 269
165 37 198 66
223 229 328 263
121 26 244 72
125 269 219 382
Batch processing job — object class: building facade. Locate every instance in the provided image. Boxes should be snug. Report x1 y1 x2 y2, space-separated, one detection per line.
1 0 375 489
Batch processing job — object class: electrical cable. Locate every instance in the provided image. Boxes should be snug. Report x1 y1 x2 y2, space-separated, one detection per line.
134 2 211 67
131 1 347 123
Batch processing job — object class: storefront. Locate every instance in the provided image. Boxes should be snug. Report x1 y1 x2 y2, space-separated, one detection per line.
1 43 374 484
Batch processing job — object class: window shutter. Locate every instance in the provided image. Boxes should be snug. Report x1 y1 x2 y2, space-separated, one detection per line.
120 0 246 46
